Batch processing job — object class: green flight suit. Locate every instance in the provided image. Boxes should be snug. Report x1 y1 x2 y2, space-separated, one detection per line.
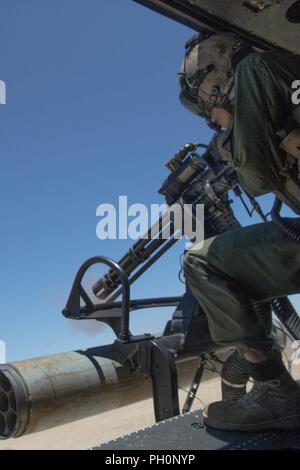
184 51 300 351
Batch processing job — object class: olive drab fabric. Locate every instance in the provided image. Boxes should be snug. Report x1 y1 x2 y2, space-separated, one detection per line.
222 51 300 196
184 219 300 350
184 51 300 350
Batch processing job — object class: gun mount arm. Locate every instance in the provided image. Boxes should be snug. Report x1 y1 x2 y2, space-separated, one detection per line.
63 256 156 343
63 255 186 343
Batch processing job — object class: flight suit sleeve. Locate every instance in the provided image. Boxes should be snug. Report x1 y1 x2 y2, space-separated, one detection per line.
231 53 290 196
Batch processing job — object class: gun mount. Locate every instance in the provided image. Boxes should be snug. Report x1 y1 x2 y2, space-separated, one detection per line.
59 138 300 441
1 135 300 441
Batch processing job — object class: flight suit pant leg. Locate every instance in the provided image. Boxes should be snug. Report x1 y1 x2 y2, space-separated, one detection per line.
183 220 300 351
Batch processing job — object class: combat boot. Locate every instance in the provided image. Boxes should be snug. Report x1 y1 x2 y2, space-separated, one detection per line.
203 373 300 432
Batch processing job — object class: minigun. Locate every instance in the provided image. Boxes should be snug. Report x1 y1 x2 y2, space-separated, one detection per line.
91 139 239 304
62 134 300 422
2 137 300 441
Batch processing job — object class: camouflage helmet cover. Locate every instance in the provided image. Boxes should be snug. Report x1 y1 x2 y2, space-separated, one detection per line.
179 33 246 122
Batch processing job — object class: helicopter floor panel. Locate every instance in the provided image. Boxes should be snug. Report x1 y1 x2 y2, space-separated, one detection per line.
94 410 300 450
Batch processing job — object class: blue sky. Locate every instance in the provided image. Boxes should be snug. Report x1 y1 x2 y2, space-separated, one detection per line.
0 0 298 362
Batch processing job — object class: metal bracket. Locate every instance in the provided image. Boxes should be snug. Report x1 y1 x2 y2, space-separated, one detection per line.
182 355 208 414
62 256 154 343
138 335 184 422
243 1 286 13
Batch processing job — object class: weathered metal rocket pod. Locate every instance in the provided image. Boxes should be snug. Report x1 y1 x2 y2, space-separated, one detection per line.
0 344 201 439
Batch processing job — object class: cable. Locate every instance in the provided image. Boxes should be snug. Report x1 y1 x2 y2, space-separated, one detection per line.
178 254 185 285
271 198 300 243
178 385 206 408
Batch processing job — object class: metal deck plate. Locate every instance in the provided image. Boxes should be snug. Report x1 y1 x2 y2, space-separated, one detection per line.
94 411 300 450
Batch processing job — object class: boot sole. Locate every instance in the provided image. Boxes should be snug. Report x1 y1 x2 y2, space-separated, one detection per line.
204 414 300 432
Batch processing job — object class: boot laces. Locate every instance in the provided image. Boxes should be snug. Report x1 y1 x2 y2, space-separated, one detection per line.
226 380 281 406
